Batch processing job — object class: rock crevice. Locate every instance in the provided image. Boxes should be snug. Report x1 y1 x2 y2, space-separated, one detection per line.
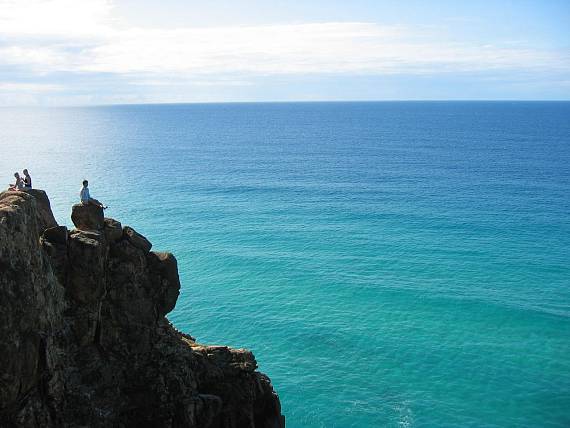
0 190 284 428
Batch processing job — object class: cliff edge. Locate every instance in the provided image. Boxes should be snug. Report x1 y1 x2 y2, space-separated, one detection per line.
0 189 284 428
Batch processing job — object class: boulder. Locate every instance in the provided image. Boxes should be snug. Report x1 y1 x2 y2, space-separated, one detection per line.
41 226 69 285
71 203 104 231
67 230 107 304
22 188 58 233
123 226 152 252
148 252 181 317
104 218 122 243
42 225 68 245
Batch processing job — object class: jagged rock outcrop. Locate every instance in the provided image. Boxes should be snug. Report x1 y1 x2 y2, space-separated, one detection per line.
0 190 284 428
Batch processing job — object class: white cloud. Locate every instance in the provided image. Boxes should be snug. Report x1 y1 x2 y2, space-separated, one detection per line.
0 81 63 105
0 82 62 92
0 0 568 99
2 19 566 77
81 23 412 75
0 0 115 38
0 45 70 69
129 79 253 87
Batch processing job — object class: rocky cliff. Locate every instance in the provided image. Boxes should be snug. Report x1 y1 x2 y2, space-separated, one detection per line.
0 189 284 428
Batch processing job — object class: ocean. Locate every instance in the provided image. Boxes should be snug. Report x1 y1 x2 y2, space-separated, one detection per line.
1 101 569 427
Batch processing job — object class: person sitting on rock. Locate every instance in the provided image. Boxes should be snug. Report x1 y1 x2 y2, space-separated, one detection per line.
8 172 23 191
22 169 32 188
80 180 107 209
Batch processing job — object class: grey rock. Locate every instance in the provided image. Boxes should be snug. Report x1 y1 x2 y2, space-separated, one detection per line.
22 188 58 233
41 226 68 285
0 190 284 428
71 203 104 231
148 251 181 318
42 225 68 245
123 226 152 252
103 217 122 243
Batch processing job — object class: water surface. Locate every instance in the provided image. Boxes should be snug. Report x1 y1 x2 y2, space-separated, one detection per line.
1 101 569 427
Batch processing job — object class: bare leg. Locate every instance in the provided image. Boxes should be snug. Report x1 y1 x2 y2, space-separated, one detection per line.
88 198 107 209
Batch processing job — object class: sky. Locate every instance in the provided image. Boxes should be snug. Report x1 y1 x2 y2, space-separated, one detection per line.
0 0 569 105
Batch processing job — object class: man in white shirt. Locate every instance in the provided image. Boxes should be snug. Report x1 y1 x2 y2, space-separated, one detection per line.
8 172 23 190
80 180 107 209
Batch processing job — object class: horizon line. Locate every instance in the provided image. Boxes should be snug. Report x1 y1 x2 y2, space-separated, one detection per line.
1 99 570 109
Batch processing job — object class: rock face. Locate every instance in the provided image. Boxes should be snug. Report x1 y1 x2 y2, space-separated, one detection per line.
71 203 105 230
23 188 58 231
0 189 284 428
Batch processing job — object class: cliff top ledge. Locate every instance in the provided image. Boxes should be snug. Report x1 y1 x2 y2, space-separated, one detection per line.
0 189 284 428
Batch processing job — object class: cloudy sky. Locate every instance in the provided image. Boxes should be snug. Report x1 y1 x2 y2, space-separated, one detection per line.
0 0 569 105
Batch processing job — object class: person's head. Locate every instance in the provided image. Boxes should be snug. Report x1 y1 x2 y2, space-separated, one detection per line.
23 169 29 175
14 172 19 178
82 180 88 187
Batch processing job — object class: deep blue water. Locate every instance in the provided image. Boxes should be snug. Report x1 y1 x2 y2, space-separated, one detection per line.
1 101 569 427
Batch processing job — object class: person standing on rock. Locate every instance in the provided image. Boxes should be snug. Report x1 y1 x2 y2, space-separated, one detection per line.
8 172 23 190
22 169 32 188
80 180 107 209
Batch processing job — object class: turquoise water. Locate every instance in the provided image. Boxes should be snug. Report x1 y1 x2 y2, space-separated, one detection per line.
1 102 569 427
